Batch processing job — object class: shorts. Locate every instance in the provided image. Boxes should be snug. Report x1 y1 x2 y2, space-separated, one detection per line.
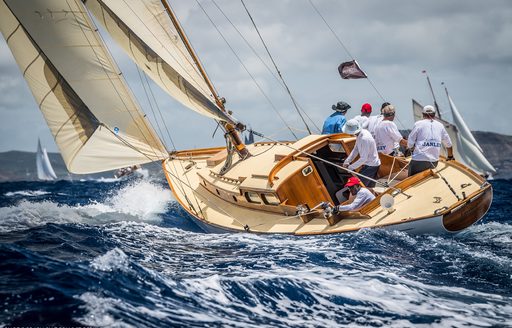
408 160 438 176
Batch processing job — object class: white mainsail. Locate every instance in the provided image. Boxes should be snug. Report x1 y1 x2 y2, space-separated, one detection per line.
0 0 167 174
411 99 496 175
84 0 235 124
36 138 58 181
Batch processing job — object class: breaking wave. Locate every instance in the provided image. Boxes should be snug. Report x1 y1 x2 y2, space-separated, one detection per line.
0 179 511 327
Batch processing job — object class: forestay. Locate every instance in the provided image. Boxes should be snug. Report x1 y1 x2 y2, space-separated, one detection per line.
0 0 167 174
84 0 235 123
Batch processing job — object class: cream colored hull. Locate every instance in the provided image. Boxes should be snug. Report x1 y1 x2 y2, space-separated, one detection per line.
163 138 492 236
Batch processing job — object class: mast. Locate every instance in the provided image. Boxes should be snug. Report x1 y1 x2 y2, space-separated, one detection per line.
160 0 249 158
422 70 442 120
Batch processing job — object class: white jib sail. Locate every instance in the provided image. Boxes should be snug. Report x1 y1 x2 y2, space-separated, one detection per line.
36 139 58 181
85 0 234 123
448 95 496 174
448 95 483 153
0 0 167 174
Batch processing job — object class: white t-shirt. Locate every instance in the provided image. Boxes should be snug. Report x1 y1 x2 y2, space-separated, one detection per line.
338 187 375 211
353 115 370 129
408 119 453 162
374 120 403 155
344 129 381 170
366 114 383 138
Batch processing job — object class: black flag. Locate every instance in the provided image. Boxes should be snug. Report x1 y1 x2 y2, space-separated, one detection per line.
338 60 367 79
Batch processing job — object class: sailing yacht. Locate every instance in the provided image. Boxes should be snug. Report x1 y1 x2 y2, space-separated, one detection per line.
0 0 492 235
36 138 57 181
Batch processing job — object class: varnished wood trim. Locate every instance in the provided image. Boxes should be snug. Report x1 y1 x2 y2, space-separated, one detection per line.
171 146 226 157
268 137 330 186
443 186 492 232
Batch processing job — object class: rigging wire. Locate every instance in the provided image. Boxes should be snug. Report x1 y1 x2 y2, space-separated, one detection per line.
210 0 320 134
120 0 216 100
194 0 299 140
307 0 385 102
240 0 313 135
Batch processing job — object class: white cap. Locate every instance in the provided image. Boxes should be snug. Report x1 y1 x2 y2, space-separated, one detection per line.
342 119 362 135
422 105 436 115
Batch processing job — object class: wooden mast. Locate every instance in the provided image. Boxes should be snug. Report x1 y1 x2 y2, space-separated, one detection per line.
160 0 249 158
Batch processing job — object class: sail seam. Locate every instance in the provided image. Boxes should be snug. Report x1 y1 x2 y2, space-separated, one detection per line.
4 22 20 43
68 0 164 159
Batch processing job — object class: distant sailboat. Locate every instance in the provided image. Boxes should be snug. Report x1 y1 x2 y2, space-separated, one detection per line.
36 138 57 181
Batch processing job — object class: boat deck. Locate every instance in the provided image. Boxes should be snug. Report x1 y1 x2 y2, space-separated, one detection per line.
163 141 490 235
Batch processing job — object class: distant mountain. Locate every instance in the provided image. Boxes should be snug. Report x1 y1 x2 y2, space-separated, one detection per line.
473 131 512 179
0 131 510 181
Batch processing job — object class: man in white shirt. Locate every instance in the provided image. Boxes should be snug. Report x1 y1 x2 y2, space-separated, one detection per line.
366 102 389 138
342 119 381 187
353 103 372 129
407 105 454 176
374 105 407 156
335 176 375 212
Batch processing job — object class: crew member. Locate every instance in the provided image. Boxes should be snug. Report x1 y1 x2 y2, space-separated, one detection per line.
407 105 453 176
374 105 407 156
342 119 381 187
353 103 372 129
322 101 350 134
366 102 389 137
335 176 375 212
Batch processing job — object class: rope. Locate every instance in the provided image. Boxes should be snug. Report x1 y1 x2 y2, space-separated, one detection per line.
307 0 385 101
195 0 299 140
240 0 312 135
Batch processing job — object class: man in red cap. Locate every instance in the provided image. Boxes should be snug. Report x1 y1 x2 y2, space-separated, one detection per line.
335 176 375 212
353 103 372 129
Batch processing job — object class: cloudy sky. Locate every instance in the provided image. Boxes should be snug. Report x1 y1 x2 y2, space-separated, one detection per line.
0 0 511 153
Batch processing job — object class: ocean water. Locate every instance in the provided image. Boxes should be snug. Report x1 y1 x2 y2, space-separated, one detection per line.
0 177 511 327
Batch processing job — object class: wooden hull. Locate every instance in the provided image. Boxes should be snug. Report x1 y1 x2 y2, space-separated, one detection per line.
163 136 492 236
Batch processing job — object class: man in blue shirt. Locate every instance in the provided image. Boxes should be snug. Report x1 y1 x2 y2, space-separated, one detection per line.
321 101 351 134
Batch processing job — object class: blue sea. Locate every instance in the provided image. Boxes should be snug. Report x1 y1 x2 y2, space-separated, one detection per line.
0 177 511 327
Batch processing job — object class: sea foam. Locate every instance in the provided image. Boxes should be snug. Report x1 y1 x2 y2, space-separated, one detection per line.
0 180 173 232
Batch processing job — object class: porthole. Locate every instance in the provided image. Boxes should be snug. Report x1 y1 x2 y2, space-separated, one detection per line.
245 191 261 204
262 193 280 205
302 165 313 176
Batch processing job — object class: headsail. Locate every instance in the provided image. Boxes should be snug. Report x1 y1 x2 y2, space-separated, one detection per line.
36 138 58 181
84 0 236 124
0 0 167 174
448 95 483 153
447 95 496 174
